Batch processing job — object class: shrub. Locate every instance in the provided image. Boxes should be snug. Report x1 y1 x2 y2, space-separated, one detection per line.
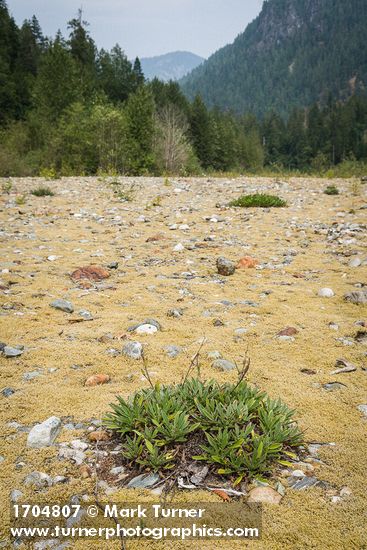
324 185 339 195
229 193 287 208
31 186 55 197
104 378 303 483
15 194 26 205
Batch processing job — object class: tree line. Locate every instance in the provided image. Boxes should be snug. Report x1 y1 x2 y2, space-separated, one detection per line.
0 1 366 177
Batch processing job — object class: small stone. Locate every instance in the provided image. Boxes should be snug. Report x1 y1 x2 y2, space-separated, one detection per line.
247 486 282 504
110 466 125 476
237 256 258 269
27 417 62 448
80 465 92 478
53 476 68 484
70 440 89 451
58 447 85 466
301 368 316 375
331 496 342 504
11 490 23 503
318 288 335 298
207 351 222 360
340 486 352 497
329 322 339 330
277 327 298 337
126 473 160 489
234 328 247 336
24 471 52 489
71 265 110 282
135 324 158 335
123 341 143 360
167 308 183 318
3 346 23 357
165 345 181 358
357 404 367 417
290 470 305 478
213 319 225 327
173 243 185 252
344 290 367 305
85 374 110 387
212 359 236 372
88 430 109 442
50 299 74 313
216 257 236 276
349 258 361 268
78 309 93 320
2 387 15 397
107 262 119 269
323 382 347 391
288 476 321 490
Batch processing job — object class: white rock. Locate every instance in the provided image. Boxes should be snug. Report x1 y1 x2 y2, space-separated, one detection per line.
348 258 361 268
135 324 158 335
318 288 335 298
70 439 89 451
173 243 185 252
58 447 85 466
27 417 62 448
357 404 367 418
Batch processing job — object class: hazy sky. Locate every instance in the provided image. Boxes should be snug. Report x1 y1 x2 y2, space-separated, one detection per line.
7 0 263 59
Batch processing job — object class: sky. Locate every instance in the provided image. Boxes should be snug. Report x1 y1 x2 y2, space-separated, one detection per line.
7 0 264 60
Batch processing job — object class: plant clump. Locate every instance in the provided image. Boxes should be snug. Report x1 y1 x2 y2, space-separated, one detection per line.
229 194 287 208
31 185 55 197
104 379 303 484
324 185 339 195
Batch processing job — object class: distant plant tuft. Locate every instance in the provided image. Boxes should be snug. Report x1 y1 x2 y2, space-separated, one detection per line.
31 186 55 197
229 193 287 208
324 185 339 195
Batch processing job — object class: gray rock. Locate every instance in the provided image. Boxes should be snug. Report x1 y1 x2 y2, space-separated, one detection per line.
212 359 236 372
207 351 222 360
78 309 93 320
344 290 367 305
24 371 42 381
27 416 62 448
58 446 85 466
70 439 88 451
357 404 367 418
122 341 143 360
107 261 118 269
167 308 183 318
323 382 347 391
318 288 335 298
216 257 236 276
53 476 68 484
110 466 125 475
165 345 182 358
234 328 248 336
50 299 74 313
349 257 361 268
0 342 6 352
3 346 23 358
288 476 322 490
126 473 160 489
24 471 52 489
2 387 15 397
11 489 23 503
239 300 259 308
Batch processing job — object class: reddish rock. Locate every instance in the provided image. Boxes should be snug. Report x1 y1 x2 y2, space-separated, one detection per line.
71 265 110 282
88 431 110 442
85 374 110 387
80 465 92 478
277 327 299 337
247 486 282 504
146 234 165 243
237 256 258 269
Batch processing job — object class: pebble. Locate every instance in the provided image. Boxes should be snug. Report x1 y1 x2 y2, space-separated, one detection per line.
344 290 367 304
2 387 15 397
165 345 182 358
349 257 361 267
126 473 160 489
212 359 236 372
216 257 236 276
27 417 62 448
247 486 282 504
11 489 23 503
24 471 52 489
122 341 143 360
288 476 323 490
357 404 367 418
173 243 185 252
58 446 85 466
318 288 335 298
85 374 110 387
134 323 158 335
50 299 74 313
322 382 347 391
3 346 23 357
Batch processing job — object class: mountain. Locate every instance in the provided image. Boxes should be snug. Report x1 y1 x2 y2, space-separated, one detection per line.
140 51 204 82
180 0 367 116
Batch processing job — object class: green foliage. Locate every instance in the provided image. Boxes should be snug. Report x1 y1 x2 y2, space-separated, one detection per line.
324 185 339 195
15 194 26 205
229 193 287 208
31 185 54 197
104 379 303 480
2 180 12 194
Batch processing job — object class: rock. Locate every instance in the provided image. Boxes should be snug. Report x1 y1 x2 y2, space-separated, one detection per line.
70 440 89 451
207 351 222 360
24 371 42 381
0 342 6 352
357 404 367 418
355 331 367 343
344 290 367 305
318 288 335 298
247 486 282 504
110 466 125 476
349 257 361 268
277 335 295 342
128 319 161 332
190 465 209 485
123 341 143 360
50 299 74 313
11 489 23 503
340 486 352 497
135 323 158 335
330 359 356 375
167 308 183 318
53 476 68 484
71 265 110 282
216 257 236 276
213 319 225 327
58 447 85 466
3 346 23 357
27 417 62 448
212 359 236 372
78 309 93 320
237 256 258 269
277 327 298 337
323 382 347 391
289 470 305 478
24 471 52 489
301 368 316 375
173 243 185 252
107 261 118 269
165 345 181 358
85 374 110 387
234 328 248 336
2 387 15 397
79 464 92 478
288 476 322 490
88 430 109 442
126 473 160 489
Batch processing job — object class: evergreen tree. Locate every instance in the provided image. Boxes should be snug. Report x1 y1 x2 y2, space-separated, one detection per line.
133 57 145 87
125 86 155 174
189 95 214 168
97 45 135 103
67 9 96 98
